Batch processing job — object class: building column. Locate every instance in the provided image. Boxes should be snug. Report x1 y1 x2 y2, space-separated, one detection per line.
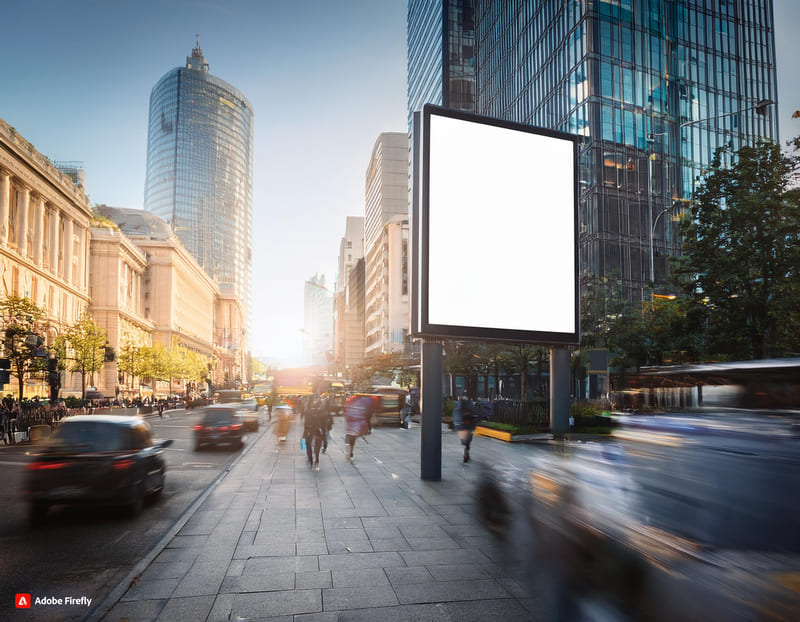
49 208 60 275
0 170 10 246
17 186 30 256
32 194 45 266
63 217 73 284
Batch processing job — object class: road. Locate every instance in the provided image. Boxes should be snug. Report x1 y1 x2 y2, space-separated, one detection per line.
0 408 267 622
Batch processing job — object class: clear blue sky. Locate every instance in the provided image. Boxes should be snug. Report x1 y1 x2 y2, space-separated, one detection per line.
1 1 798 366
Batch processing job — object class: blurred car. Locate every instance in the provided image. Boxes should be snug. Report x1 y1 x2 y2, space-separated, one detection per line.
193 406 244 450
361 387 407 426
23 415 173 523
234 398 260 432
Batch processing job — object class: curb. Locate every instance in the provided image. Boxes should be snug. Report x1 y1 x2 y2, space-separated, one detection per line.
474 425 552 443
85 419 272 622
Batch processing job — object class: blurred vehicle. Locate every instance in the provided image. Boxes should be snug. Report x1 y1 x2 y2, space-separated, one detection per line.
366 387 407 426
23 415 173 523
322 381 347 415
215 388 244 403
193 406 244 451
476 437 800 621
234 397 260 432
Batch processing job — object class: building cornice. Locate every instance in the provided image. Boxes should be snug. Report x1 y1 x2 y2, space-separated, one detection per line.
0 118 92 218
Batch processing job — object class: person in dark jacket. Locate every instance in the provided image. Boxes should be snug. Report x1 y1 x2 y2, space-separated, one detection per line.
453 394 476 463
303 396 326 470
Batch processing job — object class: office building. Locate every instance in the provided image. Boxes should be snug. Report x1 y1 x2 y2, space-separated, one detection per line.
335 216 364 368
473 0 778 296
407 0 477 128
143 38 254 353
364 133 409 360
304 274 334 367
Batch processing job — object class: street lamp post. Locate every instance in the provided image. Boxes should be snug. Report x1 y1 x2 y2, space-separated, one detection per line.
650 204 673 286
646 131 669 285
679 99 773 130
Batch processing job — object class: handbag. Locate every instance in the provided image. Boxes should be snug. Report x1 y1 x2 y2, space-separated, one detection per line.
300 437 306 451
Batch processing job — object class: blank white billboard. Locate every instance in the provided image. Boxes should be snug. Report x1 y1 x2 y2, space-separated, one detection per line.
414 105 578 344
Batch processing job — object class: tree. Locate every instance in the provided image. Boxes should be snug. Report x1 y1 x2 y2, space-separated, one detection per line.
55 313 107 400
673 141 800 359
0 295 47 399
500 344 542 401
117 341 145 390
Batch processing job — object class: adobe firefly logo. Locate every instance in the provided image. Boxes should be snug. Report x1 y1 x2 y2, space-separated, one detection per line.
16 593 31 608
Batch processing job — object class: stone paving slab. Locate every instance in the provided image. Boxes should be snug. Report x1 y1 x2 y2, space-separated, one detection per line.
99 419 540 621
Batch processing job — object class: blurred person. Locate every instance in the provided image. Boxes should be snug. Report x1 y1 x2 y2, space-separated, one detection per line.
454 394 476 463
321 396 334 454
274 404 291 442
344 394 373 461
303 395 326 470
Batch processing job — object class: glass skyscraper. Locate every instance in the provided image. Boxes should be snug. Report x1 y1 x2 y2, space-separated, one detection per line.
407 0 477 128
472 0 777 297
144 40 254 347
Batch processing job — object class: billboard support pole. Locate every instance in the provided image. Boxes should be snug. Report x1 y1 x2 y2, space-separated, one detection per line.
550 345 571 436
420 340 442 481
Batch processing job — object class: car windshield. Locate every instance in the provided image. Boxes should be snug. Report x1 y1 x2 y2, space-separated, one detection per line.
50 422 125 452
202 409 235 425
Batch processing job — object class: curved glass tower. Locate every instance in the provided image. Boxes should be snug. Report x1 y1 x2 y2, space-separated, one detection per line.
144 39 253 349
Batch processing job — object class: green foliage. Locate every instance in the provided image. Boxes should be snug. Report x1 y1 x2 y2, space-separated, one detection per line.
63 396 84 409
0 295 47 398
672 141 800 359
55 313 107 399
442 397 454 418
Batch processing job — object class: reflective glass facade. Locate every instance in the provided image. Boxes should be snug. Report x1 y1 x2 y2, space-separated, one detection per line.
474 0 777 295
407 0 476 128
144 43 253 340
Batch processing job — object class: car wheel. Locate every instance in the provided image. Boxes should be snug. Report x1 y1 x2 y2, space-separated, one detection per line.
29 502 49 526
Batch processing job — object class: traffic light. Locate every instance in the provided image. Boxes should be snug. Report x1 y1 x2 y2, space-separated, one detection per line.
0 357 10 386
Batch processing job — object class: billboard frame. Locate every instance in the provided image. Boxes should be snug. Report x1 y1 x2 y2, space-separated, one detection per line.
412 104 580 345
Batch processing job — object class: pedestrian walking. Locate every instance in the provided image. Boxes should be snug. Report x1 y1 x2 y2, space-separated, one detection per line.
321 396 334 454
303 395 326 470
344 394 373 461
274 404 292 442
454 394 476 463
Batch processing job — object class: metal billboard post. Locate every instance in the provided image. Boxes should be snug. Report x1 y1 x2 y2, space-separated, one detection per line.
550 345 571 436
420 340 443 481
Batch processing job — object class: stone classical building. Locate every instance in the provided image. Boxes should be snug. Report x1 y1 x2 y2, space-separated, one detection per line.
88 219 154 399
0 117 93 398
95 206 244 391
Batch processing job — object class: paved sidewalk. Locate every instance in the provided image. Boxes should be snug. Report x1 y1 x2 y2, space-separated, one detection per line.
96 417 538 621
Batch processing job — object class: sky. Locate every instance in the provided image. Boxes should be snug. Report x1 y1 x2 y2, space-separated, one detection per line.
1 0 798 367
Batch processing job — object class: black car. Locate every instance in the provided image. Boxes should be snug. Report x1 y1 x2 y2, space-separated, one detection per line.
23 415 173 524
193 406 244 450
